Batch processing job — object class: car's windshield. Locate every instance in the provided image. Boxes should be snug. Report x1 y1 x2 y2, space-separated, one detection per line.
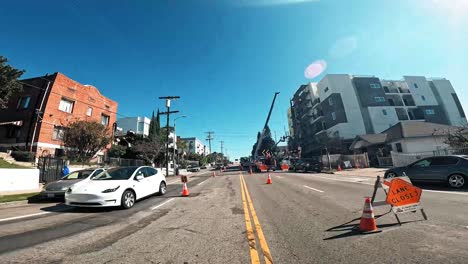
62 170 94 180
93 167 138 181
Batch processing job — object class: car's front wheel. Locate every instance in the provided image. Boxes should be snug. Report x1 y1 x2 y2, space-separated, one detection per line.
448 174 465 188
158 181 167 195
386 171 397 178
121 190 135 209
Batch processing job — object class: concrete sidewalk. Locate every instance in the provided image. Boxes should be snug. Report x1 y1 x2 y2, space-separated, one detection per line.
333 168 388 178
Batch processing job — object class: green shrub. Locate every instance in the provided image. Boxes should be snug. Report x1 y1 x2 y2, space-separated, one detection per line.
10 151 35 162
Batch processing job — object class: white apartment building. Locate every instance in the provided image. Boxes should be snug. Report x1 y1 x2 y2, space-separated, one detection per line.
290 74 467 156
117 116 151 136
180 137 208 155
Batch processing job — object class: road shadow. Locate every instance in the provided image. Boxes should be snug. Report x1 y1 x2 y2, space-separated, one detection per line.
39 203 115 213
323 211 425 240
27 194 64 204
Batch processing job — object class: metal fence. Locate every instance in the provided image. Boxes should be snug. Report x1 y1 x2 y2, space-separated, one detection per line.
106 157 145 167
321 153 369 169
391 148 468 167
38 157 66 183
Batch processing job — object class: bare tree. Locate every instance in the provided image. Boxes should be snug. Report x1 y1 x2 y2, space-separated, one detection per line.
63 121 111 163
133 137 165 166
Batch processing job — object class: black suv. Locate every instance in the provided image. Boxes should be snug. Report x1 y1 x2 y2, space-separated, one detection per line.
293 158 323 173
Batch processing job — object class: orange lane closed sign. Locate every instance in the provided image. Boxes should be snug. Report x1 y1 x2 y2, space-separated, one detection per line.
386 178 422 207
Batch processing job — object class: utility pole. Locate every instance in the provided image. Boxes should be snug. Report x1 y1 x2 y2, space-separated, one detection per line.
205 131 214 155
220 140 224 155
159 96 180 177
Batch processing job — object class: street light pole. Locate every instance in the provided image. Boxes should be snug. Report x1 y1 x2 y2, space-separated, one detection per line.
173 115 187 176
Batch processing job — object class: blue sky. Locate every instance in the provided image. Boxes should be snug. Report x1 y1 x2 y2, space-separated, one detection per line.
2 0 468 159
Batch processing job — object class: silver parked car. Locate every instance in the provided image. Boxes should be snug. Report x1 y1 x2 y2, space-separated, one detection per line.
42 168 105 199
384 155 468 188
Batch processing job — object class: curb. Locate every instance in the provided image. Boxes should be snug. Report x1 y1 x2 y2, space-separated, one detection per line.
0 200 29 208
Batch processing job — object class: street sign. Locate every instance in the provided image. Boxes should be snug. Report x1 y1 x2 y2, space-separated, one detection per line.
386 178 422 207
392 203 422 214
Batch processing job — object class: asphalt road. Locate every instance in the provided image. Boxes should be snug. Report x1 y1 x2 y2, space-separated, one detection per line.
0 170 467 263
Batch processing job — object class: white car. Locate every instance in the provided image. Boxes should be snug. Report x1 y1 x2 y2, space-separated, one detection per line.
65 166 166 209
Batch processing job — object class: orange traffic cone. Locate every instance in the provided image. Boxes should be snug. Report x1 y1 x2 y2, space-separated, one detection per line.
355 163 359 169
213 171 216 177
249 167 253 175
181 182 190 197
337 164 342 171
359 197 377 232
266 174 272 184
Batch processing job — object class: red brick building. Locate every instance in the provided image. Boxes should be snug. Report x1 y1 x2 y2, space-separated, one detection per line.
0 72 118 158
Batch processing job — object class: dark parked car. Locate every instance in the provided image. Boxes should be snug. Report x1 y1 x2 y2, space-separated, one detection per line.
293 158 323 173
384 155 468 188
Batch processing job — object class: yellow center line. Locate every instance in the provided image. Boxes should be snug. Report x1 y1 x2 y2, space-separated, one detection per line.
241 174 274 264
240 174 261 264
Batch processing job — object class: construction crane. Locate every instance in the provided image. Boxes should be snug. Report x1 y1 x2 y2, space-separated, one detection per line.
253 92 280 160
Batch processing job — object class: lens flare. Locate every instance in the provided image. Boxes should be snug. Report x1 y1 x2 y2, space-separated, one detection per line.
304 60 327 79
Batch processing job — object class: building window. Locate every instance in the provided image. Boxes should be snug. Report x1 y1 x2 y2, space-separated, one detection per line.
382 109 387 115
374 96 385 102
53 126 66 140
137 122 144 132
414 83 418 88
331 112 336 120
16 96 31 110
324 87 329 93
421 95 426 101
395 143 403 153
425 109 435 115
101 114 110 126
370 83 381 89
59 98 74 113
328 97 333 106
86 107 93 116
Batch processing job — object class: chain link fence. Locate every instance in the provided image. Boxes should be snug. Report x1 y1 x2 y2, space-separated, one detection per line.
321 153 369 170
391 147 468 167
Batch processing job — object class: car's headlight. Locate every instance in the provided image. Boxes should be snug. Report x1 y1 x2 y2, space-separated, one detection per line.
61 186 69 191
102 186 120 193
66 187 72 193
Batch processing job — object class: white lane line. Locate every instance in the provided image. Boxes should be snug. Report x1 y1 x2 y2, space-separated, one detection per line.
197 180 206 186
167 180 180 185
423 189 468 196
0 208 70 223
151 198 175 210
303 185 324 193
310 175 375 186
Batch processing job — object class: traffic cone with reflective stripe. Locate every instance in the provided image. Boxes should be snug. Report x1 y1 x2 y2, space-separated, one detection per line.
249 166 253 175
181 182 190 197
212 171 216 177
266 174 272 184
359 197 377 232
337 164 342 171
